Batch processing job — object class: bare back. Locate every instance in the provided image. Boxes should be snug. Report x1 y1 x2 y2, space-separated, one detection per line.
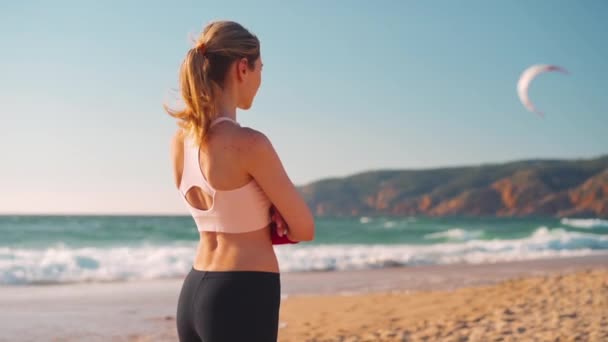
171 121 279 273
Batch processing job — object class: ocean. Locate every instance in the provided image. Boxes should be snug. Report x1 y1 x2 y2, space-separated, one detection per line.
1 215 607 285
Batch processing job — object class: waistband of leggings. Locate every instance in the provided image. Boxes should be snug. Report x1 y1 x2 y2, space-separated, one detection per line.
190 266 280 278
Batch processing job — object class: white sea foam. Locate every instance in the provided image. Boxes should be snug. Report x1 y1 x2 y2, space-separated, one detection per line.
561 218 608 229
1 227 606 285
359 216 371 224
275 227 607 272
424 228 484 241
383 221 397 228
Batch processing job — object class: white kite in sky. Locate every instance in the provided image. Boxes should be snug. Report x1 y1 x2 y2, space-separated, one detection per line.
517 64 569 117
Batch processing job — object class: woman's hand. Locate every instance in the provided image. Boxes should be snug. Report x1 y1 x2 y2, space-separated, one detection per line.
269 205 289 237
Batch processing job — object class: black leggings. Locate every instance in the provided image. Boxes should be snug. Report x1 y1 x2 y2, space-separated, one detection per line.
176 267 281 342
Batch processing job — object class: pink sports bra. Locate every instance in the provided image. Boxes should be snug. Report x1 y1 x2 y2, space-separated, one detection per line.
178 116 273 233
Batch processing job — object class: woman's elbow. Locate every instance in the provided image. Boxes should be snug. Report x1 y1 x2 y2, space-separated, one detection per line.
292 219 315 242
300 225 315 241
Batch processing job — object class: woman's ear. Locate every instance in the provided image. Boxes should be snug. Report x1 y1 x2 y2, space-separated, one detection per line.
236 58 248 82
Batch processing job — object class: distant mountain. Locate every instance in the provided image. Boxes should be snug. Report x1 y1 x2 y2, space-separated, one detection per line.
298 155 608 218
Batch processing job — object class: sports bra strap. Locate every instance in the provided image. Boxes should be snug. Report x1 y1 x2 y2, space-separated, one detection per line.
210 116 240 127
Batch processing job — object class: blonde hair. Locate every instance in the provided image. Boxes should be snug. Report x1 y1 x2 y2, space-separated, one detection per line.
165 21 260 146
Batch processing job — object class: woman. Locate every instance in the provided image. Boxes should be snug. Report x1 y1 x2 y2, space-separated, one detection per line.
165 21 315 342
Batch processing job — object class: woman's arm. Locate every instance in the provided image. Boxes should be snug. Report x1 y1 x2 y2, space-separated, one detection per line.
241 129 315 242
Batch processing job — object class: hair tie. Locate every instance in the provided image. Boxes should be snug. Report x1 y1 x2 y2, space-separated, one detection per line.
197 43 207 55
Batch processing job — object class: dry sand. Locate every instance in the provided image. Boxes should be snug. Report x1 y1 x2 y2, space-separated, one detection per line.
278 269 608 341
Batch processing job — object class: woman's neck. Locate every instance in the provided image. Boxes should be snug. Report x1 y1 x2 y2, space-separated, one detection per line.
215 88 238 121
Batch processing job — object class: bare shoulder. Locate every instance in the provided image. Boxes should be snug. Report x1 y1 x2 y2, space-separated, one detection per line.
235 126 273 158
236 126 282 173
239 126 269 146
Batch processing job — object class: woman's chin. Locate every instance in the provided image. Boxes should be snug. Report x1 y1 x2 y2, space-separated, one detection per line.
238 103 253 110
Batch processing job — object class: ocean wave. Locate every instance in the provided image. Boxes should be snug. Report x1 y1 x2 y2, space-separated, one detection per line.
1 227 607 285
423 228 484 241
561 218 608 229
0 242 195 285
383 221 397 229
276 227 608 272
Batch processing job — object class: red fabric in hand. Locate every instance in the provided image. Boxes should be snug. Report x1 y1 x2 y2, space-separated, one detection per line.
270 226 299 244
269 206 299 245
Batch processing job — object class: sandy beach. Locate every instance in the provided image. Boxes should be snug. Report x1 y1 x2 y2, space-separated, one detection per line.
278 268 608 341
1 254 607 341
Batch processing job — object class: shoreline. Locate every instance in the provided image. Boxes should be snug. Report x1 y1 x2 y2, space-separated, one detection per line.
3 252 608 292
280 252 608 295
1 255 606 341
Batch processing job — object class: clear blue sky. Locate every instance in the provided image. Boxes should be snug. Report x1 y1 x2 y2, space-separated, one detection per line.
1 1 606 214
